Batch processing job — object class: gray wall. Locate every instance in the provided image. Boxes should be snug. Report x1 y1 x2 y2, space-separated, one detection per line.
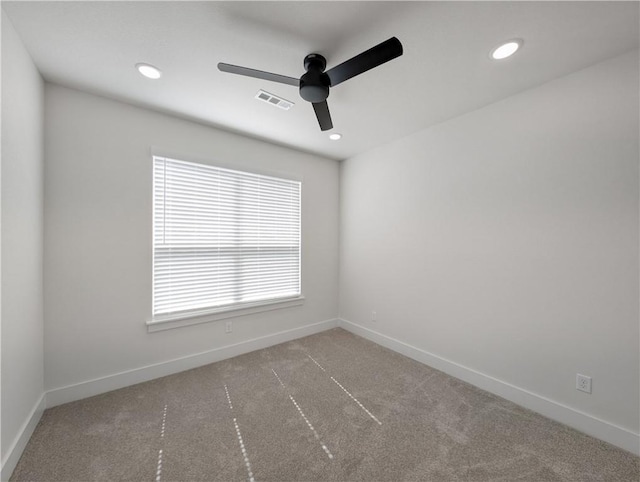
1 9 45 474
340 51 639 436
44 84 340 393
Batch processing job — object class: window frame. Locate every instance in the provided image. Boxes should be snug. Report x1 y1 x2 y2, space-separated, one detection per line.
147 153 304 332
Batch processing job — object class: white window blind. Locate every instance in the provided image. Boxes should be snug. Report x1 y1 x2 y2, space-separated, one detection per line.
153 156 301 317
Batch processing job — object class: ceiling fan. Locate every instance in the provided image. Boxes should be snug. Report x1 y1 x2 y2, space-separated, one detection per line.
218 37 403 132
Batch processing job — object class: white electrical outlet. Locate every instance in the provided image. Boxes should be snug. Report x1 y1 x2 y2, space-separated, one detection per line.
576 374 592 394
371 310 377 322
225 321 232 334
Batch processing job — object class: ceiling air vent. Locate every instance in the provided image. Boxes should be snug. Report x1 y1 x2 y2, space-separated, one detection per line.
255 90 294 110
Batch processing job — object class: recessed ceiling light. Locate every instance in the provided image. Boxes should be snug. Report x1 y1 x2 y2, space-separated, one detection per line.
490 39 523 60
329 133 342 141
136 63 162 79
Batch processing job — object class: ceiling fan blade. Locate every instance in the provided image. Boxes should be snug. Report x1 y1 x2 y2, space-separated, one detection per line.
217 63 299 86
312 101 333 131
325 37 403 87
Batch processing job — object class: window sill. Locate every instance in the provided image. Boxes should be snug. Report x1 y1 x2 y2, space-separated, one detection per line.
146 296 305 333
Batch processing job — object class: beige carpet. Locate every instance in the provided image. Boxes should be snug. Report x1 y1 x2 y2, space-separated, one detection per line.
11 328 640 481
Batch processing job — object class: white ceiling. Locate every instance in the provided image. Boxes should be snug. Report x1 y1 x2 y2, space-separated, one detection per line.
3 1 639 161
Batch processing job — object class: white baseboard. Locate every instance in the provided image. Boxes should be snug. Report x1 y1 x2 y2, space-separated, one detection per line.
1 393 46 482
337 318 640 456
46 318 339 408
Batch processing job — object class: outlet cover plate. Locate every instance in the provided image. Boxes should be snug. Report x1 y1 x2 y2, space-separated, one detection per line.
576 374 592 393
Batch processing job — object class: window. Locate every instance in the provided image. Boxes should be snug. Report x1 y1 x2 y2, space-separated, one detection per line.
152 156 301 321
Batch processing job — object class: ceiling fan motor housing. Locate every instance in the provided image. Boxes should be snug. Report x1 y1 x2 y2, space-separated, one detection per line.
300 54 330 103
